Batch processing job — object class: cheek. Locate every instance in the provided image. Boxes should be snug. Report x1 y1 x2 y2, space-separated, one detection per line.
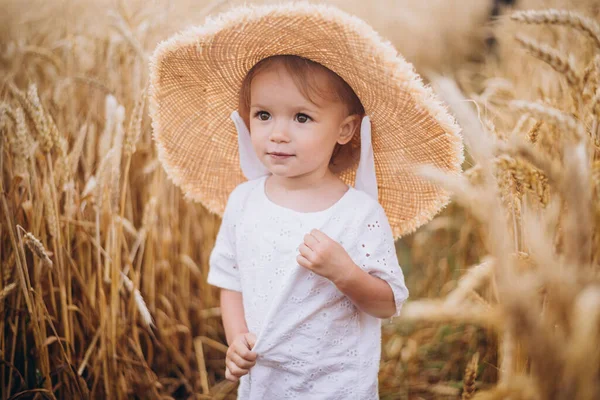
297 125 336 150
249 126 267 148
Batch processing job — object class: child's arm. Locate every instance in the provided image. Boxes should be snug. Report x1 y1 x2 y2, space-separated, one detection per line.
298 229 404 319
332 265 397 319
298 204 409 320
207 186 249 344
221 288 258 382
220 289 249 346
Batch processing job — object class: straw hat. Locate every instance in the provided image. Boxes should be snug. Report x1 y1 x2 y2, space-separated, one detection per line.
149 2 463 238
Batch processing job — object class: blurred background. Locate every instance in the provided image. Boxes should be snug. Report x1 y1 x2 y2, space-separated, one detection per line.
1 0 600 398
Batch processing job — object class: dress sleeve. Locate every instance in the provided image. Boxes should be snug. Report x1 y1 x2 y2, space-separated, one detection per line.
355 203 409 318
207 189 242 292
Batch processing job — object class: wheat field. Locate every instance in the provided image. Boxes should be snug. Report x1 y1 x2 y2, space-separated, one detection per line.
1 0 599 399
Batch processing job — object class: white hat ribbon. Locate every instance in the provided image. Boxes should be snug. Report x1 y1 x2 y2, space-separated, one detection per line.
231 110 271 179
230 110 378 201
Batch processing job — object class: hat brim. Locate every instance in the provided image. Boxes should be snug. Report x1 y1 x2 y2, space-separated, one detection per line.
149 2 464 238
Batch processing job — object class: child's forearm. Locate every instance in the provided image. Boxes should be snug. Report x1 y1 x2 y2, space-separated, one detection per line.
332 262 396 319
220 289 249 346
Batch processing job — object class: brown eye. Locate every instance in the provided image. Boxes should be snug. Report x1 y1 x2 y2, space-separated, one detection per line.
256 111 271 121
296 113 311 123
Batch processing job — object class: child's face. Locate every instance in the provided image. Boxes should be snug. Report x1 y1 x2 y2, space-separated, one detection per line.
248 63 358 179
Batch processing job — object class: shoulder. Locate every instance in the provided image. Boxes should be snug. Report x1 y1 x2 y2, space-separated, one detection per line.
334 189 394 249
228 176 263 202
223 176 264 214
342 189 395 239
345 188 385 219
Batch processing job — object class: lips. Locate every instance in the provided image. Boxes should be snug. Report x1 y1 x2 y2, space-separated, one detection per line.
268 152 294 156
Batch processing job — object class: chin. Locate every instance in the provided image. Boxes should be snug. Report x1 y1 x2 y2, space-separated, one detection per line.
269 170 294 178
268 167 302 178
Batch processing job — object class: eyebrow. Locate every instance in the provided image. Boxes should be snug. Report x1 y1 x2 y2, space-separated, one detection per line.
249 104 270 109
250 103 321 114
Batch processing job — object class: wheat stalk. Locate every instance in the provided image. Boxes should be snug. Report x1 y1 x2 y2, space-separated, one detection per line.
123 91 146 158
99 95 118 160
0 282 17 303
582 55 600 104
114 215 137 237
510 100 587 142
464 164 484 185
108 10 148 62
129 196 157 263
68 123 88 179
495 155 550 206
591 87 600 118
2 251 15 286
84 122 97 180
564 287 600 399
445 259 494 306
120 272 154 328
514 34 580 87
21 45 64 72
23 232 53 269
95 148 115 211
398 300 500 326
9 106 31 177
54 137 69 190
109 104 125 211
42 182 58 238
511 9 600 49
462 352 479 399
27 83 58 153
8 82 53 153
527 120 543 144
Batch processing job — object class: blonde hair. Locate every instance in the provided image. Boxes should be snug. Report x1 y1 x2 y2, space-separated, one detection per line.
238 55 364 167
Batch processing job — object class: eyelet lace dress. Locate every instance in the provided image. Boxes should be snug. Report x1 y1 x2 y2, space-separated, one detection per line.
208 175 409 399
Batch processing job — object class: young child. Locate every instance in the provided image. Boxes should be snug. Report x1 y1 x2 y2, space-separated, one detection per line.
149 3 463 399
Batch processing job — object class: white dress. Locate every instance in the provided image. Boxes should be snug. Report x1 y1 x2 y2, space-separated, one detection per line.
207 175 409 399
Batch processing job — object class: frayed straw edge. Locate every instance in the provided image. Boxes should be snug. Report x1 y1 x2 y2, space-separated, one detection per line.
148 1 465 235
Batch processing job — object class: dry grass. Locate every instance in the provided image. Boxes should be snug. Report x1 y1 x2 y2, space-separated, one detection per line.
1 0 599 399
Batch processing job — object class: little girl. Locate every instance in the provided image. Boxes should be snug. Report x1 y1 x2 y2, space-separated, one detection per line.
149 3 463 399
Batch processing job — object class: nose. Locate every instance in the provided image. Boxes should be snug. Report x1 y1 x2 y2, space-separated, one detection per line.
268 121 290 143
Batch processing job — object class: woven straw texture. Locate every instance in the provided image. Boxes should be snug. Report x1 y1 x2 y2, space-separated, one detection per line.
149 2 464 238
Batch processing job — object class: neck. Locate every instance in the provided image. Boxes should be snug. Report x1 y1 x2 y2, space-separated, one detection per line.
268 168 338 192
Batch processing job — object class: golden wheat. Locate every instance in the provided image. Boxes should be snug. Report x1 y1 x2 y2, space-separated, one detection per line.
22 231 53 269
515 34 581 86
462 352 480 399
511 9 600 49
2 1 600 399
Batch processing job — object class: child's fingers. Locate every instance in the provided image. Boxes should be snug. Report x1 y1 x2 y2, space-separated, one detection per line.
226 359 248 379
225 366 239 382
303 233 319 249
245 332 257 349
231 351 256 369
310 229 330 243
298 243 315 260
296 253 311 269
235 339 258 361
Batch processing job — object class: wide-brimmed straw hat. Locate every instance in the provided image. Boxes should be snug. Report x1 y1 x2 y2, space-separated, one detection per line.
149 1 463 238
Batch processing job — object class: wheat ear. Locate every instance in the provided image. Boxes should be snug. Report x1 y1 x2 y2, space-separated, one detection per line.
515 34 580 87
23 232 53 269
462 352 480 399
511 9 600 49
510 100 586 141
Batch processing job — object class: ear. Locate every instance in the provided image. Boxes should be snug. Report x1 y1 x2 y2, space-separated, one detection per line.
337 114 361 145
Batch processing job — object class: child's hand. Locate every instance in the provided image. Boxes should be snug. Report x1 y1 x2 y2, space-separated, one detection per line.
225 332 258 382
297 229 357 285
